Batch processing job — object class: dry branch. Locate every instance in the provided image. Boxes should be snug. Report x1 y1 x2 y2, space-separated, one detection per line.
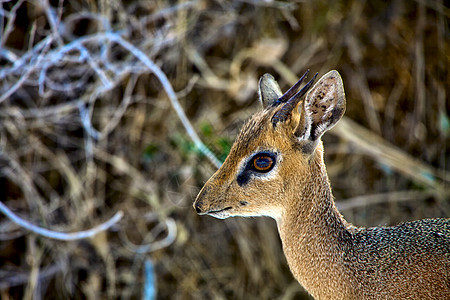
0 201 123 241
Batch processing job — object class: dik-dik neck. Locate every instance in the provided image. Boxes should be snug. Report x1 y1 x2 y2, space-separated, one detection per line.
277 156 357 299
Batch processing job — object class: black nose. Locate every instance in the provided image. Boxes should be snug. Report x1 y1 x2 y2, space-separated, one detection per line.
193 200 203 214
194 186 209 215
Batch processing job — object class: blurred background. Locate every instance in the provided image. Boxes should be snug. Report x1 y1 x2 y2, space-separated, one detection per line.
0 0 448 299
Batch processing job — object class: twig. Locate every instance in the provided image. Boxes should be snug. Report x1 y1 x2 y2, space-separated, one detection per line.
345 5 381 134
79 102 101 140
141 0 198 24
333 117 449 194
0 30 222 168
0 0 26 48
104 32 222 168
0 36 53 103
0 263 63 290
0 35 52 78
120 213 177 254
143 259 156 300
336 190 438 212
39 0 64 46
0 200 123 241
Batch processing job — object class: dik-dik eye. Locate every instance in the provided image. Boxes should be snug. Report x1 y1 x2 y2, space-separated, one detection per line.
237 151 278 186
251 153 276 173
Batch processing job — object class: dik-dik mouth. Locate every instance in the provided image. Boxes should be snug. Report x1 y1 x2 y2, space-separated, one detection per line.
204 206 233 219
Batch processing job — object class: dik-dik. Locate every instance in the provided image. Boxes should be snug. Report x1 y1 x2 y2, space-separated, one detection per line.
193 70 450 300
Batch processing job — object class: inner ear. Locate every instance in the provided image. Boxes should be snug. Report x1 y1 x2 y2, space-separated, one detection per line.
258 74 282 108
295 70 346 144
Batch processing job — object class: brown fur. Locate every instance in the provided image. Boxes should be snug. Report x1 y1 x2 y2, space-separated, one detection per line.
193 71 450 300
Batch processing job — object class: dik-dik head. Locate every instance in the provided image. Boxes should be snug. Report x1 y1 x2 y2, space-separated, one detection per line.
194 70 346 220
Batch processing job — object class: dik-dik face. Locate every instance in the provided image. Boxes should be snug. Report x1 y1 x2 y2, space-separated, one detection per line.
193 70 346 220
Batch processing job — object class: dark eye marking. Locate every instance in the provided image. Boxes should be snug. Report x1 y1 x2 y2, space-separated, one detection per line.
237 151 277 186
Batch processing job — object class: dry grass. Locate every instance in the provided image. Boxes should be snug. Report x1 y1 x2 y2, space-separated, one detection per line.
0 0 448 299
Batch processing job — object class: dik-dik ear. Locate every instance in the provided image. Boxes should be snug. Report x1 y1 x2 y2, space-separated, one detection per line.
258 74 282 108
295 70 346 152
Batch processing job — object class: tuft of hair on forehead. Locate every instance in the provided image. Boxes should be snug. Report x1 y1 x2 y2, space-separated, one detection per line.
231 108 273 155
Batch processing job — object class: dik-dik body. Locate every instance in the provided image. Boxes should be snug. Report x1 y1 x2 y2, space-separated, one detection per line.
193 70 450 300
